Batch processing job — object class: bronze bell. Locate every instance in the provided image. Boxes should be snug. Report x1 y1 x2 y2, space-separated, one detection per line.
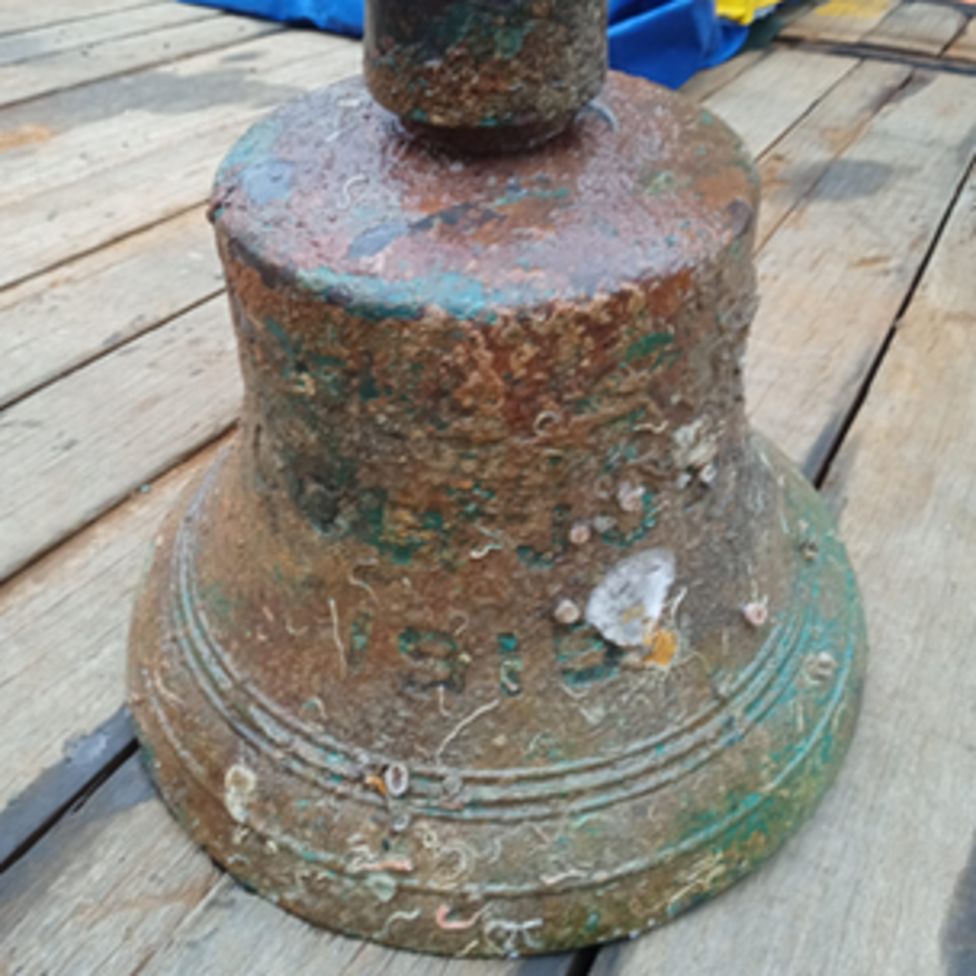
128 0 867 958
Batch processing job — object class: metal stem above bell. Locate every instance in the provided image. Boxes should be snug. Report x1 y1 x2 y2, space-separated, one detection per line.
128 0 867 957
364 0 607 152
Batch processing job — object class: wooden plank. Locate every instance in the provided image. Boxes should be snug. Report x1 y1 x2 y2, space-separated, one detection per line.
0 708 135 869
597 166 976 976
746 68 976 475
0 3 218 67
0 30 355 209
0 37 362 289
756 58 914 249
946 15 976 61
0 295 241 583
0 208 220 409
0 756 574 976
863 1 968 54
702 48 857 160
0 0 162 37
781 0 897 45
0 759 223 975
0 448 214 818
680 49 764 102
0 13 280 108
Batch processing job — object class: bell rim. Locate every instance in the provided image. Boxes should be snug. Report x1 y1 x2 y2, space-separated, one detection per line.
128 435 866 956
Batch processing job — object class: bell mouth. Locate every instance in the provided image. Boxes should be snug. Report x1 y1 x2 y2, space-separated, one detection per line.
128 433 865 956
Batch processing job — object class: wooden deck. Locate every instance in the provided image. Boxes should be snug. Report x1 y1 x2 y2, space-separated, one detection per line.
1 1 975 973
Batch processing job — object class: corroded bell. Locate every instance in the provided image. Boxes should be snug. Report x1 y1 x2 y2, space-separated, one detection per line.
128 0 867 958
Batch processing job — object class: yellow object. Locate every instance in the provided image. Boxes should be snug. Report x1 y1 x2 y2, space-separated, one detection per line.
643 627 680 670
717 0 777 25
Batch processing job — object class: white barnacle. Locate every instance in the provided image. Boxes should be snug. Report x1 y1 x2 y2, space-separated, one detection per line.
616 480 646 513
224 763 257 823
569 521 592 546
554 598 582 626
742 598 769 628
806 651 837 685
585 549 676 648
384 762 410 798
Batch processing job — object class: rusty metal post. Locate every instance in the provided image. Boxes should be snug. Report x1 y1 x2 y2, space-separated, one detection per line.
128 0 867 957
365 0 607 152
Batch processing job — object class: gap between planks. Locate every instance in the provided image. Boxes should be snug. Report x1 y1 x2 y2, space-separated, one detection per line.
597 162 976 976
778 33 976 73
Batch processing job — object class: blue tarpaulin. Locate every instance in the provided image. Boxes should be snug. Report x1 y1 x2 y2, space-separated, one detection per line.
183 0 747 89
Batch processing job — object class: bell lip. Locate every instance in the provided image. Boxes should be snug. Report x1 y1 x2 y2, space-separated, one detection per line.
126 435 867 957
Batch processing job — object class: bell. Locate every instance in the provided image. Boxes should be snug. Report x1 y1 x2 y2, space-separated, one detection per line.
128 0 867 958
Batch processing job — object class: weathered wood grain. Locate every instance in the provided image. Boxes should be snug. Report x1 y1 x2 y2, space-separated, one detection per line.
703 48 857 159
0 208 219 409
0 13 279 108
0 0 162 37
0 30 350 207
0 41 934 867
0 296 241 583
0 708 135 869
756 58 913 248
0 2 218 67
0 447 216 817
946 15 976 61
594 159 976 976
0 46 842 411
680 49 764 101
3 28 974 976
138 872 574 976
781 0 897 45
746 68 976 476
0 759 223 976
863 1 968 54
0 37 361 288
